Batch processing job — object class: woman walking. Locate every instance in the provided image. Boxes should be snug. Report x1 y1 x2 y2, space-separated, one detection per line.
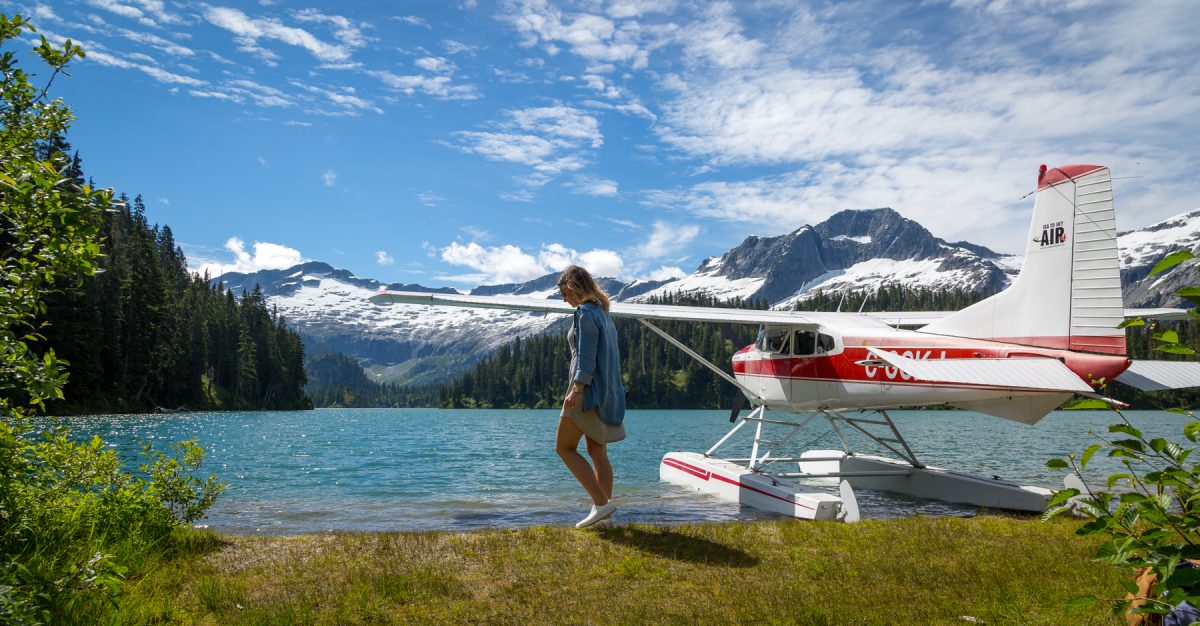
556 265 626 528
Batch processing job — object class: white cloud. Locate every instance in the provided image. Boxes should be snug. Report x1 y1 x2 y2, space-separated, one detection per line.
502 0 650 68
606 0 678 19
289 79 382 114
452 106 603 182
461 226 492 241
376 250 395 265
416 191 445 206
116 27 193 56
322 170 337 186
577 249 624 277
568 175 619 197
196 237 304 277
368 69 480 100
636 221 700 258
294 8 371 50
439 240 625 284
440 242 547 284
203 6 353 63
31 4 58 21
674 2 763 69
81 47 207 86
257 156 269 168
644 265 687 281
443 39 476 54
415 56 456 73
395 15 429 28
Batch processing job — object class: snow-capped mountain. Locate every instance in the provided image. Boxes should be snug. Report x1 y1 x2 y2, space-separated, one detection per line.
636 208 1016 307
213 207 1200 386
215 261 573 387
1118 209 1200 308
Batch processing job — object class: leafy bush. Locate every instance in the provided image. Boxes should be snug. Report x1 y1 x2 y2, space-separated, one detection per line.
1 14 225 623
1045 250 1200 619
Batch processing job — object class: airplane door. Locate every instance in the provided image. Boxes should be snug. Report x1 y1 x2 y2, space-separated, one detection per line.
757 327 790 404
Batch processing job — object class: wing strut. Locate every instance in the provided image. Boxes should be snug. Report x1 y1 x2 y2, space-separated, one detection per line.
636 319 762 404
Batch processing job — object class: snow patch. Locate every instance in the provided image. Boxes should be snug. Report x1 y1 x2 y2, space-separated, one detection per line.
831 235 873 244
1118 209 1200 269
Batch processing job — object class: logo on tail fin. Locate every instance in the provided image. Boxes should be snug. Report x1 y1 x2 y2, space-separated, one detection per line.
1035 221 1068 248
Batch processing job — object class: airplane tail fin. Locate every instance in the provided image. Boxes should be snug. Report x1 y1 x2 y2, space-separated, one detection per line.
922 165 1126 355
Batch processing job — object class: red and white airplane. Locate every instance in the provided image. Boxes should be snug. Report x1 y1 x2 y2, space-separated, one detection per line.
372 164 1200 522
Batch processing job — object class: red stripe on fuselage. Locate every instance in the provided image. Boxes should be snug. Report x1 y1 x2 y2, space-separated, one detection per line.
732 337 1130 387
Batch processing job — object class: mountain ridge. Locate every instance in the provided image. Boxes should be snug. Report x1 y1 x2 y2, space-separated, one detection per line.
213 207 1200 386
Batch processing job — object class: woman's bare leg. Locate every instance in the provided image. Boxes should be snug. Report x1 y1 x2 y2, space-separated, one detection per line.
585 436 612 500
556 417 608 505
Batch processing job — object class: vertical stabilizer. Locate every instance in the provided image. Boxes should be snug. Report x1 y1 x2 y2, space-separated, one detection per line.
921 165 1125 355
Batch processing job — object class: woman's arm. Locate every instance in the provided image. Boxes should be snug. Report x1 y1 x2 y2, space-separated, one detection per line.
572 309 599 386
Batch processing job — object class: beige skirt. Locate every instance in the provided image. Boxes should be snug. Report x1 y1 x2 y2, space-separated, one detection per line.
561 399 626 444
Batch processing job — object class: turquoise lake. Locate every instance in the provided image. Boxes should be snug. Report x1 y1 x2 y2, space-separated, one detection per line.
51 408 1190 534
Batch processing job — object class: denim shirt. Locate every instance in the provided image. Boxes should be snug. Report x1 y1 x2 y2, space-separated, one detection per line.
571 302 626 426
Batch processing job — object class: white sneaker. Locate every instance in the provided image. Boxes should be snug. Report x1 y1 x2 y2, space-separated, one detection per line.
575 500 616 529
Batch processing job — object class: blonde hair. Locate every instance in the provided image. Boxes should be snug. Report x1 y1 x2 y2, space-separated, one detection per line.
557 265 611 312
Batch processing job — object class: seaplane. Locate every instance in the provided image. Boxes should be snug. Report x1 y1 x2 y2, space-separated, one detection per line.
371 164 1200 522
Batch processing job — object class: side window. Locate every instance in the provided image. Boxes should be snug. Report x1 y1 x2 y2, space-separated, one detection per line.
759 328 789 353
793 330 816 356
817 333 835 354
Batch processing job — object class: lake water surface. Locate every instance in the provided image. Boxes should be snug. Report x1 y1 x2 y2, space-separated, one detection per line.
52 408 1190 534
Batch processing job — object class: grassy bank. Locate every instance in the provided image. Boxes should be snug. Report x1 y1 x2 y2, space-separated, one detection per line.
103 515 1129 625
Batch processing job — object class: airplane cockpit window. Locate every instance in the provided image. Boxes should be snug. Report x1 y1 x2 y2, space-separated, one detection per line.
793 330 816 356
817 333 835 354
759 328 790 353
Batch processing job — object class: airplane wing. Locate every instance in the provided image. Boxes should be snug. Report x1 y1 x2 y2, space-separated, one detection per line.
370 290 820 328
370 290 1192 329
1115 360 1200 391
858 308 1192 328
865 348 1094 393
1124 308 1194 321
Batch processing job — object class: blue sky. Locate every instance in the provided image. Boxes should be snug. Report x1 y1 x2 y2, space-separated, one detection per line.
9 0 1200 287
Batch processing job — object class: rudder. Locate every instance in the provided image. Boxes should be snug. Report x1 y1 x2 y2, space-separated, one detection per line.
921 165 1125 355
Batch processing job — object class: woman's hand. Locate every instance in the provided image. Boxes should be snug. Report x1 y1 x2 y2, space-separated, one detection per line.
564 383 584 409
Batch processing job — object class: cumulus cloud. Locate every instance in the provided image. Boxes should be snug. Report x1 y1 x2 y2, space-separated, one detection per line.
439 240 625 284
644 265 687 281
376 250 395 265
197 237 304 277
636 221 700 258
440 242 547 284
322 170 337 186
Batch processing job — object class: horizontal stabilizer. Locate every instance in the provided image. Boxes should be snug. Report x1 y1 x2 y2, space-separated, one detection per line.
1115 360 1200 391
1124 308 1194 321
865 348 1093 393
371 290 819 327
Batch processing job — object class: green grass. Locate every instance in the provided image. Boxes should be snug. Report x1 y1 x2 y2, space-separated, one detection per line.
100 515 1131 625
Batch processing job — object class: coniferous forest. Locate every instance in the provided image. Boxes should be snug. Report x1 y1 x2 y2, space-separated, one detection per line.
32 148 311 415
